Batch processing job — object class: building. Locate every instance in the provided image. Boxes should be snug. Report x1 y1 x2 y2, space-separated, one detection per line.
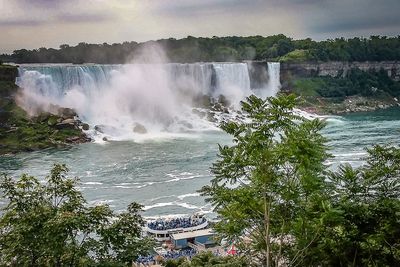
171 228 216 249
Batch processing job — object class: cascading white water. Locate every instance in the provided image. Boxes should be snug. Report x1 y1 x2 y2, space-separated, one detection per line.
266 62 281 96
212 63 252 106
16 61 281 141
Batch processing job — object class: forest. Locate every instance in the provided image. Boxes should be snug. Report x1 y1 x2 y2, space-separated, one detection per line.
1 35 400 64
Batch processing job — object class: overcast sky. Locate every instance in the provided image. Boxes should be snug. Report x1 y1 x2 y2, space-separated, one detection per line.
0 0 399 53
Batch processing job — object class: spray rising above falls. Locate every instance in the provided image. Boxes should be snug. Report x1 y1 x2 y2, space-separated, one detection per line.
16 61 281 141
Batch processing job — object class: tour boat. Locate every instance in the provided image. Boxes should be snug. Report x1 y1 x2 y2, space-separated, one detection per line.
145 213 209 242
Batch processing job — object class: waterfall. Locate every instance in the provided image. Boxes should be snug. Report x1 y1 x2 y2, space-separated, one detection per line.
16 62 281 140
212 63 252 106
266 62 281 97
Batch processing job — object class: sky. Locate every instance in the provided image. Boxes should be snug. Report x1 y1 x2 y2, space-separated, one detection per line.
0 0 399 53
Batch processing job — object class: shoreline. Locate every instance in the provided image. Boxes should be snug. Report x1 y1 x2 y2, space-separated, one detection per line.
296 95 400 116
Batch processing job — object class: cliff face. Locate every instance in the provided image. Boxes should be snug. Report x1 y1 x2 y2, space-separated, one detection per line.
0 65 18 82
280 61 400 87
279 61 400 115
0 65 91 155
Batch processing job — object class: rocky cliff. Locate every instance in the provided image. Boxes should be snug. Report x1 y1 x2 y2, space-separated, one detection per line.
0 65 18 82
280 61 400 88
0 65 91 155
279 61 400 114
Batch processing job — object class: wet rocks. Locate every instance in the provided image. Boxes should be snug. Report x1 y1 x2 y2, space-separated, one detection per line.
94 124 118 134
133 123 147 134
81 123 90 131
94 125 104 133
65 135 91 144
56 107 77 119
55 118 76 129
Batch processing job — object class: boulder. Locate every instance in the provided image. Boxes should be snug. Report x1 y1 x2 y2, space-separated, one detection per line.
218 94 230 107
81 123 90 131
94 124 118 134
55 118 76 129
35 112 52 123
133 123 147 134
65 136 81 143
194 94 212 108
207 112 217 122
58 107 77 119
61 118 75 124
94 125 104 133
65 135 91 144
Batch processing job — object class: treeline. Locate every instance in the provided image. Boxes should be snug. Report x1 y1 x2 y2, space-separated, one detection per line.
1 35 400 64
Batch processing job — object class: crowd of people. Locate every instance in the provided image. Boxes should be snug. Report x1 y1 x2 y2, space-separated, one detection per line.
147 216 206 231
164 248 197 260
136 248 197 265
136 255 155 265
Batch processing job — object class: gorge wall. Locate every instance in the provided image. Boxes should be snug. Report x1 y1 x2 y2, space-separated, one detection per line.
0 65 18 82
280 61 400 89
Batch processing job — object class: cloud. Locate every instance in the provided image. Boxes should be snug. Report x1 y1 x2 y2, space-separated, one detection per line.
305 0 400 35
15 0 73 9
57 13 115 23
0 18 46 27
0 0 399 53
150 0 324 17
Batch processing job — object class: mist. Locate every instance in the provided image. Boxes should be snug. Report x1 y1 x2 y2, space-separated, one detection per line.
15 45 281 142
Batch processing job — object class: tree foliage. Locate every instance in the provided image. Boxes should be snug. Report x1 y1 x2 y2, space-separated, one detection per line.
201 94 400 266
305 145 400 266
0 164 154 266
164 252 247 267
200 94 330 266
1 35 400 63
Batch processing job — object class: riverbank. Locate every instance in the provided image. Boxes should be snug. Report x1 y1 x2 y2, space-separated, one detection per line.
0 65 91 155
296 95 399 115
282 64 400 115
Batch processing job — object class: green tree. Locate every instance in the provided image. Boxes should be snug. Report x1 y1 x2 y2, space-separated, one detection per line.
164 252 248 267
303 145 400 266
200 94 329 266
0 164 153 266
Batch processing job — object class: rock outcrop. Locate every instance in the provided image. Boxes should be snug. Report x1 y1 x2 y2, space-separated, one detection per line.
0 65 18 82
0 67 92 154
133 123 147 134
280 61 400 89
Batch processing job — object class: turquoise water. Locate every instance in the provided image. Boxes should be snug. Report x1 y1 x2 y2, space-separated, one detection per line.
1 108 400 217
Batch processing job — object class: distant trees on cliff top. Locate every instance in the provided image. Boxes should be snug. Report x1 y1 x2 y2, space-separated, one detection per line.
1 35 400 64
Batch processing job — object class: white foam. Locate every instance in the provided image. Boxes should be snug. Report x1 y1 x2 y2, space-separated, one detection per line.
89 199 114 205
83 181 103 185
335 152 367 157
143 201 200 211
177 193 201 200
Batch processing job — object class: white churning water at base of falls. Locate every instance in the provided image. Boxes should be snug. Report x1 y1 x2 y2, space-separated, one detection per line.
16 62 281 141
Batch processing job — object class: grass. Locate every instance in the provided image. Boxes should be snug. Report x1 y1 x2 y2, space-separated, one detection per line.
292 78 326 97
